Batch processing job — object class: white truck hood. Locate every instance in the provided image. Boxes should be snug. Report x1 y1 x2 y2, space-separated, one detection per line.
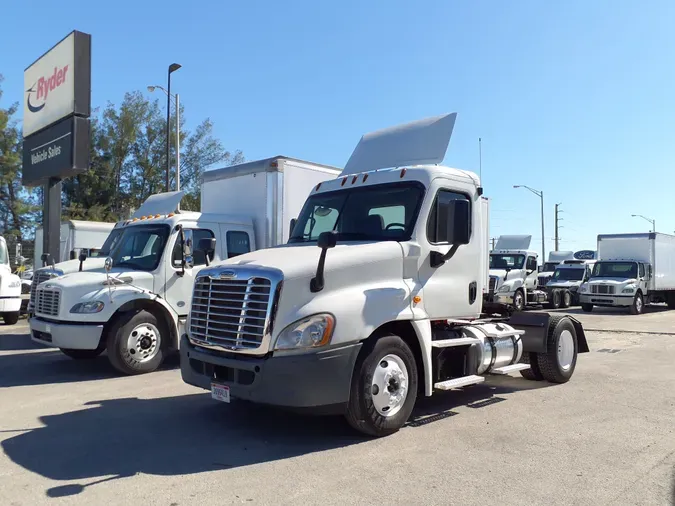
35 258 107 276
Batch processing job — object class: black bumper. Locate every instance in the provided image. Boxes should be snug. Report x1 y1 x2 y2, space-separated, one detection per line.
180 335 362 413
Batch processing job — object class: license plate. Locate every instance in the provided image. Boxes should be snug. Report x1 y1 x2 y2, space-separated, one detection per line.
211 383 230 403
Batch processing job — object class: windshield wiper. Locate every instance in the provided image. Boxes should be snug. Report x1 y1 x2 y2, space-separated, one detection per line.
116 260 147 270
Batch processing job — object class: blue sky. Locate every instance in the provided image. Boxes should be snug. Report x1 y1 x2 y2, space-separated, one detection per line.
3 0 674 254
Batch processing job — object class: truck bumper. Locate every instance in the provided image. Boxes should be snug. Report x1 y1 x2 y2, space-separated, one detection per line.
494 293 514 305
579 294 634 307
30 317 104 350
180 335 362 413
0 297 22 313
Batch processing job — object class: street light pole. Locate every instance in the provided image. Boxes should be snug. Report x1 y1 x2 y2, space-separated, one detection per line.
148 84 180 201
631 214 656 233
514 185 545 262
166 63 181 193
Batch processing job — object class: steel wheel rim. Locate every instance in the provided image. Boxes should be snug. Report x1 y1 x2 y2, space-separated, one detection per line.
515 292 523 309
636 295 643 312
371 354 409 417
125 323 161 364
557 330 575 371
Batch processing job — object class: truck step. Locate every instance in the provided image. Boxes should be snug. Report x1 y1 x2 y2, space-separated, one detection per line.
489 363 531 375
431 337 482 348
434 375 485 391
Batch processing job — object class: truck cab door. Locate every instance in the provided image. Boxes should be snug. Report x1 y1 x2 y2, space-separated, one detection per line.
163 225 217 316
525 256 538 290
638 262 648 292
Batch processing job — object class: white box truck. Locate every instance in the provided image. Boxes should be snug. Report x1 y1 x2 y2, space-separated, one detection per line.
0 236 22 325
29 156 340 374
34 220 116 268
579 232 675 314
180 114 589 437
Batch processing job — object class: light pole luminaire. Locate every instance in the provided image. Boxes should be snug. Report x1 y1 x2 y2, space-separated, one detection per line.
631 214 656 233
514 185 545 262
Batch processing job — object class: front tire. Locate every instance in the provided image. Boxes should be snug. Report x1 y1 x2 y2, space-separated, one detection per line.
629 292 644 315
513 289 525 311
581 303 593 313
536 315 578 383
345 334 418 437
60 348 103 360
2 311 20 325
106 310 167 375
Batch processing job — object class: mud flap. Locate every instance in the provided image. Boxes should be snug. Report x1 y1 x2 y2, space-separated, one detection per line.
507 312 589 354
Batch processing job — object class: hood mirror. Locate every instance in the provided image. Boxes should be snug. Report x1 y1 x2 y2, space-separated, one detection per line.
104 257 113 273
310 231 337 293
78 251 88 272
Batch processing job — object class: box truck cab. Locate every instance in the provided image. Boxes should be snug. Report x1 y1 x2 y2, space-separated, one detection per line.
34 220 116 268
0 236 22 325
579 233 675 314
29 157 340 374
180 114 588 437
488 236 541 310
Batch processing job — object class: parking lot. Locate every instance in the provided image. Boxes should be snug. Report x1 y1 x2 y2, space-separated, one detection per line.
1 309 674 506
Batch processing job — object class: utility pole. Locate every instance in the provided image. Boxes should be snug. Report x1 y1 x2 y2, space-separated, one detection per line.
554 203 562 251
490 237 496 251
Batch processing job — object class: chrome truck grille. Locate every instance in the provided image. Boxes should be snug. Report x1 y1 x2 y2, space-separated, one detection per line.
30 271 57 307
591 285 615 295
35 286 61 317
189 269 282 352
538 275 551 287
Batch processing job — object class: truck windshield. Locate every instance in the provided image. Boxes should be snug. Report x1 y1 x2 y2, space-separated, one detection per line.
91 228 123 258
109 225 169 271
542 262 558 272
552 268 585 281
591 261 637 278
489 254 525 270
288 182 424 243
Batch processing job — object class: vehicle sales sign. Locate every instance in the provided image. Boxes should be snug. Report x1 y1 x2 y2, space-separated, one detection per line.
23 31 91 137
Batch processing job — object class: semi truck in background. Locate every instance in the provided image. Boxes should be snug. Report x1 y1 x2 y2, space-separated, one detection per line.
29 156 341 374
579 233 675 314
34 220 116 268
537 250 575 287
545 258 596 307
0 236 22 325
180 113 588 437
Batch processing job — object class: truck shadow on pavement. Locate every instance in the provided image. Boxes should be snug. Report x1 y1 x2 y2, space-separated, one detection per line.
2 374 553 498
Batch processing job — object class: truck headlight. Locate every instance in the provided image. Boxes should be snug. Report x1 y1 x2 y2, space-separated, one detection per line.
497 285 511 293
622 286 635 294
275 314 335 350
580 285 588 292
70 301 105 314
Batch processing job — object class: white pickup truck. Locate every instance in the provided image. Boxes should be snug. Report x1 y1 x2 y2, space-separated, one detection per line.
29 156 340 374
180 114 588 437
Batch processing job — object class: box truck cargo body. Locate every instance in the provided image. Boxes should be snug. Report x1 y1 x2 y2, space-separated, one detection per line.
579 233 675 314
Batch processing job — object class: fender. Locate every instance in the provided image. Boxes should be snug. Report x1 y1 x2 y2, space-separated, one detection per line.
108 292 181 350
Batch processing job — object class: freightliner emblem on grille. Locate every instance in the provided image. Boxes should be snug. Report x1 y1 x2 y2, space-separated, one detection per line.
218 270 237 279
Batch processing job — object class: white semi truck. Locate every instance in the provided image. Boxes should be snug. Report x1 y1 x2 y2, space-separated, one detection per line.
179 114 589 437
544 259 596 307
0 236 22 325
579 233 675 314
29 156 340 374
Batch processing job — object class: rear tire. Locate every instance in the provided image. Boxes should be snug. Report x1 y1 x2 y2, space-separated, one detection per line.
106 310 167 375
345 334 418 437
561 290 571 309
60 348 103 360
629 292 644 315
2 312 20 325
536 315 578 384
667 293 675 310
581 303 593 313
550 290 561 310
520 352 544 381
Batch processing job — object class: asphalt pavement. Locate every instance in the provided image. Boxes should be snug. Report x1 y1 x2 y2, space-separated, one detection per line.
1 313 674 506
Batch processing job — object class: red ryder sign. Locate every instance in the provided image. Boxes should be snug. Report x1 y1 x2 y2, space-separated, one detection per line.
23 31 90 138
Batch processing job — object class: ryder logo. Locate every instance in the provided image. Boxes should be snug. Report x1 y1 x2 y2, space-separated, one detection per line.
25 65 69 113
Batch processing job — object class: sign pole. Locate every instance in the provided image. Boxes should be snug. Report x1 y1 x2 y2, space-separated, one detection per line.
43 177 62 265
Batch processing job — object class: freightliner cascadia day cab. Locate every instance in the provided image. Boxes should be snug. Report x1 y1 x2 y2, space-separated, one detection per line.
29 156 340 374
180 114 589 437
0 236 22 325
579 233 675 314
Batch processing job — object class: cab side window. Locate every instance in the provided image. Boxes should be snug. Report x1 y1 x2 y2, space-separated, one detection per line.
526 257 537 272
172 229 215 267
427 190 471 244
226 231 251 258
638 263 645 278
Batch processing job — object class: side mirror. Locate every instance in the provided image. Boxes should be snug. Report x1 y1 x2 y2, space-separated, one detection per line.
311 231 337 293
198 237 217 267
179 229 194 274
78 251 88 272
438 199 470 245
289 218 297 235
